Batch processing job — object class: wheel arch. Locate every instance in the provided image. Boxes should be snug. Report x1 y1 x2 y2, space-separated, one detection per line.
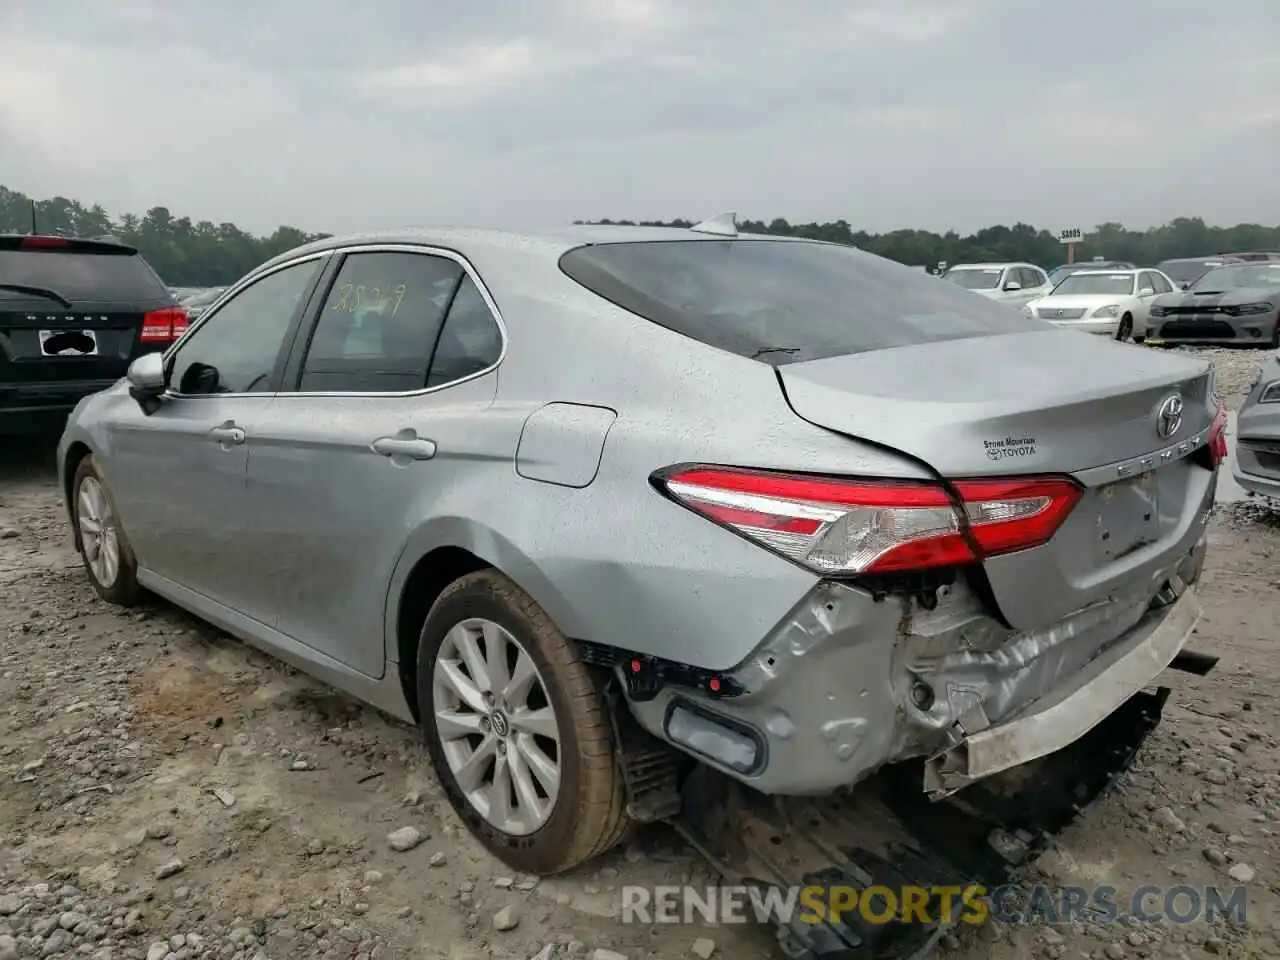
387 518 587 722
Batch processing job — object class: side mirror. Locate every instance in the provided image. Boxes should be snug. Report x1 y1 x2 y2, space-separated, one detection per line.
1003 281 1022 292
127 352 168 413
1139 287 1155 296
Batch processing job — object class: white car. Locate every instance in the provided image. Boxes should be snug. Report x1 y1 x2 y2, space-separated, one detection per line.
1023 268 1178 342
942 262 1053 307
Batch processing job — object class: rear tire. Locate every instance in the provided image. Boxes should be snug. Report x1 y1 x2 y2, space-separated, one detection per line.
416 570 630 875
71 455 143 606
1115 314 1134 341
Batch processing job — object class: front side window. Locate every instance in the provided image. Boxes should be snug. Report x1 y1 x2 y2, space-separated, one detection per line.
169 259 320 395
299 251 464 393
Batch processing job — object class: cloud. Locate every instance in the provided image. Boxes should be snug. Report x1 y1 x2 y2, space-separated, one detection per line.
0 0 1277 238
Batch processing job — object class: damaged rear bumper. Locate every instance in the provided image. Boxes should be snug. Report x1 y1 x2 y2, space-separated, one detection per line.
922 584 1202 797
627 531 1212 796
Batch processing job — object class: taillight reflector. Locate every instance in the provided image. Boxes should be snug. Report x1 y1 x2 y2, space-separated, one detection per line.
655 466 1082 575
140 306 189 343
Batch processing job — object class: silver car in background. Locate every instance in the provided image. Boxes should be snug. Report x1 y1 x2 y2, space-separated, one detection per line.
56 220 1229 954
1148 262 1280 348
1235 354 1280 499
942 261 1053 307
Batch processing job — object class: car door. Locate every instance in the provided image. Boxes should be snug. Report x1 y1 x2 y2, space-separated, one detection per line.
105 255 328 607
242 246 506 677
1133 270 1163 335
1023 266 1052 302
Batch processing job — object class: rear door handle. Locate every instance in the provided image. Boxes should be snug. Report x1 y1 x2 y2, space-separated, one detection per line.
372 436 437 460
209 422 245 445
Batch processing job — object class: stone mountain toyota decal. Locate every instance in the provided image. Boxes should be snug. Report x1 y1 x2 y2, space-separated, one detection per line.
1155 394 1184 439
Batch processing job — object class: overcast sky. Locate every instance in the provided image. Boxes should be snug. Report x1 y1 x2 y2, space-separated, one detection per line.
1 0 1276 238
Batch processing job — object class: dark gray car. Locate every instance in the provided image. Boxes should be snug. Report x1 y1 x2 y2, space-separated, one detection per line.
1148 262 1280 347
1235 353 1280 499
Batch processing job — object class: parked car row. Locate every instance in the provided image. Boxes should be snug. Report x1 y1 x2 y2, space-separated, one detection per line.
941 255 1280 347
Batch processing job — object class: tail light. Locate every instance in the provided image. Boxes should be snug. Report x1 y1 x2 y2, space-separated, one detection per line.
1204 401 1229 470
654 466 1083 575
20 236 70 249
140 306 189 344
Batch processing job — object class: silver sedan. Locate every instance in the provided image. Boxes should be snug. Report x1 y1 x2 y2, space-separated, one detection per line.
1235 353 1280 499
56 221 1226 913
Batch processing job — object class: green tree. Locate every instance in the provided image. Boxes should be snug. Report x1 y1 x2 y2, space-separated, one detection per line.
4 184 1279 285
577 214 1280 270
0 185 329 286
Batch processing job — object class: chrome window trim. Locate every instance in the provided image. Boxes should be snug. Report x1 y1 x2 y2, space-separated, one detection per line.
163 242 509 401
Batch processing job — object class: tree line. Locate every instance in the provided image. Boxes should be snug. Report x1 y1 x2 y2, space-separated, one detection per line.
3 184 1277 287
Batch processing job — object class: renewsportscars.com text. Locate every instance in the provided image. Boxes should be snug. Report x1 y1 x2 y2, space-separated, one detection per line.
621 884 1248 926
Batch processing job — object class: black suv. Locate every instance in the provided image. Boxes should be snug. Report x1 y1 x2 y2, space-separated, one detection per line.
1 235 187 434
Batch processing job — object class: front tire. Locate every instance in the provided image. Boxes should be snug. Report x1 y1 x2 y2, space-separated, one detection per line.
1115 314 1134 341
416 570 630 875
71 455 143 606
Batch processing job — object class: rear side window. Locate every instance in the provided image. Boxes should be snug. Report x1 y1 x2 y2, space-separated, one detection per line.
0 247 170 302
299 251 465 393
559 240 1047 364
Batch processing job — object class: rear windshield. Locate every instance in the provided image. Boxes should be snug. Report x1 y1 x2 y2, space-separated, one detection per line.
943 268 1002 290
558 239 1046 363
0 249 170 303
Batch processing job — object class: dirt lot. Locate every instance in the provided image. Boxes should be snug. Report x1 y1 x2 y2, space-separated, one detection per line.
2 346 1278 960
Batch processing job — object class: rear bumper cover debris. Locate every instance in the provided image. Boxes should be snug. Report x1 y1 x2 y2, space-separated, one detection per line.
922 584 1201 798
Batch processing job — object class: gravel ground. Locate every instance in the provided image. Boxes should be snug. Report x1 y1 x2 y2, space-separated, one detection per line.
2 346 1278 960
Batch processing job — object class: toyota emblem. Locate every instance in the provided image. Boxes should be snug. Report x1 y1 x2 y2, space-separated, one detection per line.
1155 394 1183 439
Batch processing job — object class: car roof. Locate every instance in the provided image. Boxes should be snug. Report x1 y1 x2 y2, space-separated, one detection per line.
1158 255 1244 264
946 262 1033 270
1061 268 1139 275
257 224 818 274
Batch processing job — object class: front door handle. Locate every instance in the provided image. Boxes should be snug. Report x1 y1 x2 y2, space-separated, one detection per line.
372 436 437 460
209 421 245 445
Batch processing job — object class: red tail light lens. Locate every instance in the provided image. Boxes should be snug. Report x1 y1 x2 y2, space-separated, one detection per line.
140 306 189 343
21 236 70 249
656 466 1082 575
1206 402 1228 469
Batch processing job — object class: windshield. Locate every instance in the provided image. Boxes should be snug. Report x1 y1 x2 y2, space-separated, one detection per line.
1158 260 1225 285
1190 264 1280 292
943 268 1002 290
558 240 1048 364
1051 273 1136 297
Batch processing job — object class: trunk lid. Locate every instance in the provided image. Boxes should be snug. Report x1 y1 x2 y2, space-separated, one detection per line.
778 328 1217 631
0 296 149 386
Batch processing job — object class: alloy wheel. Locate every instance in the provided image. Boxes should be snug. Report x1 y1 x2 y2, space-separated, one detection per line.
432 617 562 836
77 476 120 588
